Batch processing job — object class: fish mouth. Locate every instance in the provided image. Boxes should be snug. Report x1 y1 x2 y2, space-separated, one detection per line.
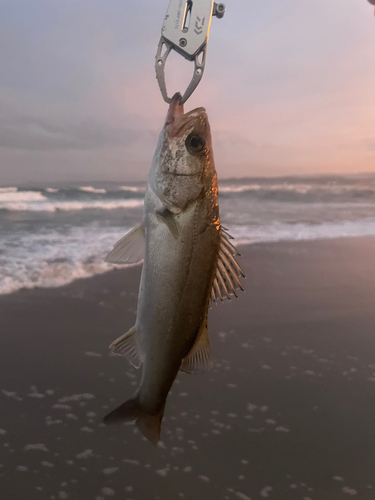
165 93 207 139
165 93 184 127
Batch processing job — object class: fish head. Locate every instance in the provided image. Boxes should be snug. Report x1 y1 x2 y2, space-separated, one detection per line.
151 93 215 212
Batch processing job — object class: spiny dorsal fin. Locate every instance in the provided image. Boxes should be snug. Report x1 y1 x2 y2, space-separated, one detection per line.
105 225 145 264
211 227 245 304
109 326 142 369
180 321 212 374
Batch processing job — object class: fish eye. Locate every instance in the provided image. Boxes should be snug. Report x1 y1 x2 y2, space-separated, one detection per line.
185 134 206 155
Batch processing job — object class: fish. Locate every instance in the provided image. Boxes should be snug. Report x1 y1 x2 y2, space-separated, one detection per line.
103 93 245 444
367 0 375 14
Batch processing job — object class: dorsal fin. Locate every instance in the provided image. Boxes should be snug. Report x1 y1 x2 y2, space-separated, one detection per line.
105 225 145 264
211 227 245 304
180 319 212 374
109 326 142 369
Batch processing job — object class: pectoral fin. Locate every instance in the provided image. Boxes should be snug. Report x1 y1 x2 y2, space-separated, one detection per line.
109 326 142 369
180 320 212 374
156 208 179 239
105 225 145 264
211 227 245 304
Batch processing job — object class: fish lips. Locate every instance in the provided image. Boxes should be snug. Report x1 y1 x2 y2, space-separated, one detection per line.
165 93 208 140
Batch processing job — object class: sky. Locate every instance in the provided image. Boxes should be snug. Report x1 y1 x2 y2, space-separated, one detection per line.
0 0 374 185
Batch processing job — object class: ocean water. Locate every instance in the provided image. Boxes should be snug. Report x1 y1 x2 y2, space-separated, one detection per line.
1 175 375 295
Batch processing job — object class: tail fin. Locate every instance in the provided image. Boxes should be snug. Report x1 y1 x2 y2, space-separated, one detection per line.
103 397 165 445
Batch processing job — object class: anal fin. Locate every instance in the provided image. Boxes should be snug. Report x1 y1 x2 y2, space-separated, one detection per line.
110 326 142 369
180 320 212 374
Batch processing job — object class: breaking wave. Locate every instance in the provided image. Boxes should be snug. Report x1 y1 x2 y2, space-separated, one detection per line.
219 179 375 203
0 190 47 202
2 217 375 296
230 220 375 245
79 186 107 194
2 176 375 295
0 258 113 296
0 225 133 295
2 199 143 213
119 185 146 193
0 188 143 212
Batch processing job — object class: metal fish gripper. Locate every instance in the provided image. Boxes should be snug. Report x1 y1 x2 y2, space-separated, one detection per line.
155 0 226 105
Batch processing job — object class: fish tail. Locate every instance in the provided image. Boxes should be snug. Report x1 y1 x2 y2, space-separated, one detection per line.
136 405 165 445
103 397 165 445
103 397 140 423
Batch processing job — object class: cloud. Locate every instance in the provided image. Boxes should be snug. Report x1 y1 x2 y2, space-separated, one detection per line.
0 113 155 152
0 0 375 183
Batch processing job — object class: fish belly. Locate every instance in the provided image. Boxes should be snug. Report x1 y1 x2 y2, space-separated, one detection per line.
136 193 219 414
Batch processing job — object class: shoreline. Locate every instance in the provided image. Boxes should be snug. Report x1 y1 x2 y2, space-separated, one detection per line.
2 234 375 300
1 236 375 499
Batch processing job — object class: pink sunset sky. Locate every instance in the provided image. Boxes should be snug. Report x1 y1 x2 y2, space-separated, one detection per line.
0 0 374 184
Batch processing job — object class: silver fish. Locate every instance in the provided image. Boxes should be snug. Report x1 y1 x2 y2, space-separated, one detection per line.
104 93 244 444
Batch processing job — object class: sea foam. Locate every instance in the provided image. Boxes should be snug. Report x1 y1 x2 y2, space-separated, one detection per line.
0 225 135 295
79 186 107 194
0 198 143 212
1 176 375 295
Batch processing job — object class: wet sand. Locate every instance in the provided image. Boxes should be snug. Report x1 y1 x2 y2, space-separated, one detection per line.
1 237 375 500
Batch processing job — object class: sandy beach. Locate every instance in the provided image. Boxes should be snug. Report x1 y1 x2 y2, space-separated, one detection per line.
1 237 375 500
